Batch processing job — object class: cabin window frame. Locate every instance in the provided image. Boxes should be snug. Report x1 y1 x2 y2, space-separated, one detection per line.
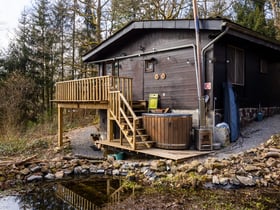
260 58 268 74
227 45 245 86
144 58 157 73
102 61 119 76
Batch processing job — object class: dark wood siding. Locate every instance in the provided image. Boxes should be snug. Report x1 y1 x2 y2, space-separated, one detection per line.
213 43 227 109
98 28 280 111
119 58 144 101
100 29 205 109
143 49 198 109
213 37 280 110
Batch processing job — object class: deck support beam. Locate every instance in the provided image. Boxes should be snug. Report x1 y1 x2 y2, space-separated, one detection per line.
58 105 64 147
107 109 114 141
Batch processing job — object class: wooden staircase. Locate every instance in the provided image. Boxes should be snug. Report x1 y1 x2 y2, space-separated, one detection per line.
109 91 154 150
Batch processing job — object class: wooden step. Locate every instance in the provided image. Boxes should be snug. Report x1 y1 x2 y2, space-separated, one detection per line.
136 141 155 149
120 123 142 130
120 116 133 121
136 128 146 134
136 140 155 144
136 134 149 139
125 134 149 139
120 119 142 125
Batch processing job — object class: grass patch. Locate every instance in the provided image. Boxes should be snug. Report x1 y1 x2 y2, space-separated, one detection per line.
0 135 52 157
0 136 30 156
0 110 97 157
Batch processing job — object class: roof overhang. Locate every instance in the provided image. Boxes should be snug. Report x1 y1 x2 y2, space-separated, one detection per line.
82 19 224 62
82 19 280 63
224 21 280 52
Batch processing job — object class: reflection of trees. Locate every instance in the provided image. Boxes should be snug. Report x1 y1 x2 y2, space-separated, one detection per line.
18 183 75 210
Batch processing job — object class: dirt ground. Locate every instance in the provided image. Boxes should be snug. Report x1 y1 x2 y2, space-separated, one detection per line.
65 125 104 159
67 114 280 161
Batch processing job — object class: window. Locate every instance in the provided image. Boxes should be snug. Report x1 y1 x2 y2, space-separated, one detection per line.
227 46 245 85
144 58 157 72
102 61 119 76
105 62 113 75
260 59 268 74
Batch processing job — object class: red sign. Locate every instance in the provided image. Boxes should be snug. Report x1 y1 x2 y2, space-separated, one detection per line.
204 82 211 90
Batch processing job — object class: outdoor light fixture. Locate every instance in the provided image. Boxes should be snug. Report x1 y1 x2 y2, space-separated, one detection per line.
208 58 216 63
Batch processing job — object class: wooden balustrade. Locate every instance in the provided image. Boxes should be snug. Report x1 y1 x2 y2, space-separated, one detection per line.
54 76 132 103
56 184 102 210
109 91 140 150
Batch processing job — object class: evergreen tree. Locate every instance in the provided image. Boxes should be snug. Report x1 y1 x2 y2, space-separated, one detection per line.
1 9 33 77
52 0 72 80
28 0 55 113
233 0 276 38
78 0 99 54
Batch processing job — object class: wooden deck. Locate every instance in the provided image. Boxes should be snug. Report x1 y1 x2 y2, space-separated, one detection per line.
54 76 213 159
96 140 211 162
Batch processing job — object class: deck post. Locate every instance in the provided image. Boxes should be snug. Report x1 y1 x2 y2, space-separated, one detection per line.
58 105 64 147
107 109 114 141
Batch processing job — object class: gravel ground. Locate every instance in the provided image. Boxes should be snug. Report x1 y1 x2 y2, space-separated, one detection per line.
67 114 280 160
211 114 280 159
66 125 104 159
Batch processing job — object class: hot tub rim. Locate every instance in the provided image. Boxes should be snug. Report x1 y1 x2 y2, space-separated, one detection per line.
142 113 192 117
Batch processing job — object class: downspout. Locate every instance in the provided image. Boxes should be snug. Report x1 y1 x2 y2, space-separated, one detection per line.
201 23 229 61
200 22 229 127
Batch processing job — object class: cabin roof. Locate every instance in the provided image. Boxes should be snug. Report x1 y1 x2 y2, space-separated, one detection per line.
82 19 280 62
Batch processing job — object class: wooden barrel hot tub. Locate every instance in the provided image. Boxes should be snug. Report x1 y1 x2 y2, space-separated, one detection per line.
142 113 192 149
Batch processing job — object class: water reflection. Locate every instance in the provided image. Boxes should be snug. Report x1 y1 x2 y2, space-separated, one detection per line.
0 176 132 210
56 177 130 209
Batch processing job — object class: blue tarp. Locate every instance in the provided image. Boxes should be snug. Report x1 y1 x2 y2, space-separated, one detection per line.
223 82 240 142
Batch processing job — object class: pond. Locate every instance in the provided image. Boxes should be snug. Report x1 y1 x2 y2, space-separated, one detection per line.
0 176 132 210
0 176 279 209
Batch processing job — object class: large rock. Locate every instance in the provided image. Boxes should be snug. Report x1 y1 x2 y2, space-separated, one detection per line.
236 175 256 186
55 171 64 179
150 160 167 172
266 158 277 167
244 165 261 172
212 175 219 184
44 173 55 180
265 152 280 158
27 175 43 182
197 165 207 174
30 166 41 173
20 168 30 176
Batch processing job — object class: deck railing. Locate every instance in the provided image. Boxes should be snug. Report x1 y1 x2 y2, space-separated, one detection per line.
56 184 102 210
109 91 140 150
55 76 132 102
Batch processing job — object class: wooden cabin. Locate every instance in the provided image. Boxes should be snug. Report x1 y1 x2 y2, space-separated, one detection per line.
54 19 280 152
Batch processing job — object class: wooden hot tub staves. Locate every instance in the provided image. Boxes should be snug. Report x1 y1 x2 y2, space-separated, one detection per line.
142 113 192 150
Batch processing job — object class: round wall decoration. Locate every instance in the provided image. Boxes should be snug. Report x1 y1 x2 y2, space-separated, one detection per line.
160 73 167 80
154 73 160 80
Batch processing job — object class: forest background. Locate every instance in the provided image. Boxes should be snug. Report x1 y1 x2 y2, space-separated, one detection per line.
0 0 279 146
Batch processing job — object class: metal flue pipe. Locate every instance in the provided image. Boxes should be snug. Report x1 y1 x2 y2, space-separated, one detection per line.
192 0 205 127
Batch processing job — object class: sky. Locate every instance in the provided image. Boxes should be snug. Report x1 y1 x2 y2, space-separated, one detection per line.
0 0 32 50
